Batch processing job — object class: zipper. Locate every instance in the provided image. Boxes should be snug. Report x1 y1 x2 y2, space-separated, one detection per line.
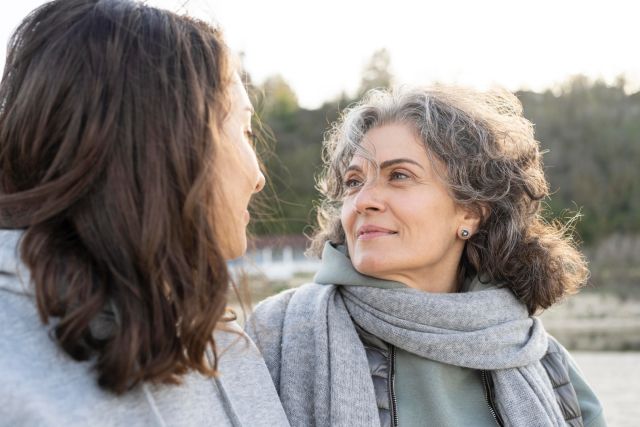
481 370 504 427
388 344 399 427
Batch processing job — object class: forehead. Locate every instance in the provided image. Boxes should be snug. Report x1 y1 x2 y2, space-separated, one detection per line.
349 123 427 164
229 73 252 113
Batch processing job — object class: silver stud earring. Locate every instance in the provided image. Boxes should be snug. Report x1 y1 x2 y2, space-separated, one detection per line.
460 229 470 239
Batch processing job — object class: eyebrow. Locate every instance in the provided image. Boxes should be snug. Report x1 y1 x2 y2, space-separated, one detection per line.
345 158 425 173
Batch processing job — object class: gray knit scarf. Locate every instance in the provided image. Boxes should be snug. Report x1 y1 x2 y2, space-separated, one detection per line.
275 279 565 427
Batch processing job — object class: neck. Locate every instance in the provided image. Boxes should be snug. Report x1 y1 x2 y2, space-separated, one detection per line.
382 252 462 293
392 270 459 293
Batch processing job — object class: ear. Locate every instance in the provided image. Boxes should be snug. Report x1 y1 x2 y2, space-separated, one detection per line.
456 203 488 238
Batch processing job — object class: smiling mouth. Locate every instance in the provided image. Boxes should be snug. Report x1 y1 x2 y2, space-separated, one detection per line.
357 230 398 240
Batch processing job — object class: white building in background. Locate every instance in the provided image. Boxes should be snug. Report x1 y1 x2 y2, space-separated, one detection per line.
229 235 321 281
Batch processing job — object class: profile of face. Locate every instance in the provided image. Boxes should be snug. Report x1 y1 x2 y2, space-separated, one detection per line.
340 123 480 291
215 74 265 260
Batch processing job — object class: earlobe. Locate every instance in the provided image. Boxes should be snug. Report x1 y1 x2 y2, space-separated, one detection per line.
456 205 485 240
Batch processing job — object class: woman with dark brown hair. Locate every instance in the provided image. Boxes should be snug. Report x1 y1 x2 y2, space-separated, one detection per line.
0 0 288 425
248 86 606 426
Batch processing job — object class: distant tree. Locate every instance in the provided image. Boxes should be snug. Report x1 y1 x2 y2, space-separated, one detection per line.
518 75 640 243
357 48 394 97
250 77 340 235
259 75 299 122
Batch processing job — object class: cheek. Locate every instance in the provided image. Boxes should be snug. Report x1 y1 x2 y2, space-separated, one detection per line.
340 201 355 236
238 140 262 188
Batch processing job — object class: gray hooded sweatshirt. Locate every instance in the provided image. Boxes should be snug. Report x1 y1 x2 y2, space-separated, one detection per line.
0 229 289 427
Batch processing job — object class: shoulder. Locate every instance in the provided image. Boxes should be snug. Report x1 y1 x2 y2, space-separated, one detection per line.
212 323 289 426
245 287 298 354
0 289 107 426
0 295 285 427
249 283 329 330
251 287 298 322
245 283 329 388
0 287 52 369
543 336 606 427
246 284 315 342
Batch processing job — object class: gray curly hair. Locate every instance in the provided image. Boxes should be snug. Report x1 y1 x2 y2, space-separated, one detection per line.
310 86 588 313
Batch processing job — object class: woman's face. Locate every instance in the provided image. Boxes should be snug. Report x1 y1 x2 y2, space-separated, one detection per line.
340 123 472 292
215 74 265 260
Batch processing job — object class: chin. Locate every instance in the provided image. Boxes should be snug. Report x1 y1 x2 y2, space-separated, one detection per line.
223 236 247 261
352 253 389 278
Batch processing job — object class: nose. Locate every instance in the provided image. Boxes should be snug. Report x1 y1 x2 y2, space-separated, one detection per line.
254 170 266 193
353 182 385 214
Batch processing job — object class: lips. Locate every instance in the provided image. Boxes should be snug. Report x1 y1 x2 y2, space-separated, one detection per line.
356 225 397 240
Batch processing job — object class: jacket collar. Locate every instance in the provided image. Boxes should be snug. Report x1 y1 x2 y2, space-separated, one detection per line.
313 242 406 289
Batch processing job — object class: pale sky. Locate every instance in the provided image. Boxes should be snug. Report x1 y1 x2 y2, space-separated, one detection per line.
2 0 638 109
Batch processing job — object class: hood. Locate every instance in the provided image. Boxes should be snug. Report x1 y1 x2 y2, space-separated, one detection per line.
0 228 32 295
313 242 406 289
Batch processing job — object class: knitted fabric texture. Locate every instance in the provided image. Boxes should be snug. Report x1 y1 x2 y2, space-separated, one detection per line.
249 244 565 427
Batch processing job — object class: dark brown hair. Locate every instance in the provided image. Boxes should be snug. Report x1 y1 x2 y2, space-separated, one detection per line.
0 0 234 393
312 86 589 314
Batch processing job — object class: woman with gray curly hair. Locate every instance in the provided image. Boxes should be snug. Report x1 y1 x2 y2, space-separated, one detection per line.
248 86 606 427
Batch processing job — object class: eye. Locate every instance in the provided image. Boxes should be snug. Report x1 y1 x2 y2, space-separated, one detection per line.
390 170 410 181
343 177 363 190
245 129 257 147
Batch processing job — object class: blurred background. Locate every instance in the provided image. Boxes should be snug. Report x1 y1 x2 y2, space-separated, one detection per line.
3 0 638 424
